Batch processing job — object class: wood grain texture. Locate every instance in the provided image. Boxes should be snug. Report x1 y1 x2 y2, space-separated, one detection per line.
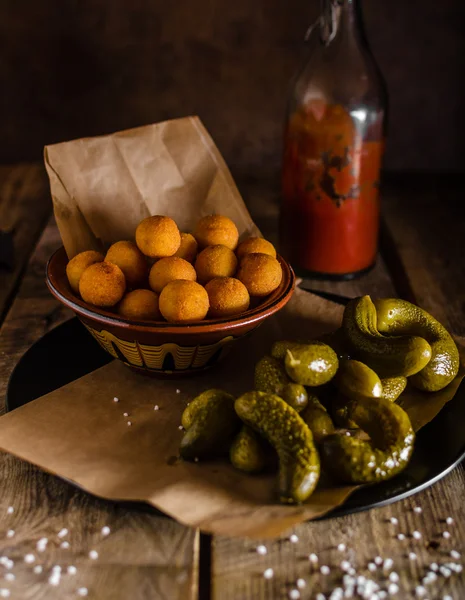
0 163 51 324
0 216 199 599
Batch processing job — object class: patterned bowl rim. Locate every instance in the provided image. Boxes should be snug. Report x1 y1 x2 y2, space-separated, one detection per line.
46 246 296 335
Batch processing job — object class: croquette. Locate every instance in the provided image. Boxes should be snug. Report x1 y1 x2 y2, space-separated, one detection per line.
66 250 104 294
79 261 126 307
193 215 239 250
237 253 283 297
149 256 197 293
174 232 198 263
205 277 250 318
194 245 238 284
159 280 209 323
135 215 181 258
118 289 161 320
236 237 277 260
105 240 148 288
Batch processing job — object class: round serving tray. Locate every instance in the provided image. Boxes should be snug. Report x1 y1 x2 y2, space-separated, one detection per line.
6 294 465 519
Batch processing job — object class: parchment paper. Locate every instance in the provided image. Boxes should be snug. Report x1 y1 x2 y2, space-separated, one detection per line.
44 116 260 259
0 288 463 539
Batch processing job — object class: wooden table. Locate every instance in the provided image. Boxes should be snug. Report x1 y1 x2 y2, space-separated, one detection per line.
0 164 464 599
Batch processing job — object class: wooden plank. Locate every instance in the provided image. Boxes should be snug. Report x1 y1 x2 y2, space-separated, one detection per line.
0 163 52 325
381 173 465 336
0 217 199 599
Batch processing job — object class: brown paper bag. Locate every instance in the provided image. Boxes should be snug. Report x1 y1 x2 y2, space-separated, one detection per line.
44 116 260 259
0 288 463 539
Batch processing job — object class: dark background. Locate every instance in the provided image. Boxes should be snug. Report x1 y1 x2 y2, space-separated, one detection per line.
1 0 464 173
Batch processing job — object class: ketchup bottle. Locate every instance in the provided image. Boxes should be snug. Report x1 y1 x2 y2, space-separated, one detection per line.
281 0 387 280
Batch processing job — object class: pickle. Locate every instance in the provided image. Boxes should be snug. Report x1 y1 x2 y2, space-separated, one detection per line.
300 395 335 444
321 397 415 484
284 343 339 387
374 298 460 392
235 391 320 504
230 426 269 473
180 389 239 460
331 394 358 429
271 340 308 361
381 376 407 402
254 355 308 412
335 359 383 401
342 295 432 378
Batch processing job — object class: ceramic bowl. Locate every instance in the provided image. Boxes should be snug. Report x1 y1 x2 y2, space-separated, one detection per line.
46 246 296 377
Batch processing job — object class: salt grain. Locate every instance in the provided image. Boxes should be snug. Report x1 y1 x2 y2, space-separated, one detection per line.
415 586 426 597
316 595 326 600
52 566 62 573
123 412 129 417
6 530 14 538
89 550 99 560
412 531 422 540
33 565 43 574
154 405 159 411
77 588 89 597
101 526 111 536
443 531 451 539
368 563 377 572
450 550 461 559
113 397 119 402
176 389 181 394
388 583 399 595
337 543 346 552
345 431 351 436
384 558 394 570
414 506 422 513
397 534 405 540
439 566 452 577
58 528 68 538
320 565 330 575
296 578 306 589
256 545 267 555
379 592 388 599
194 457 199 463
0 590 10 598
446 517 454 525
4 574 14 582
263 568 274 579
60 541 70 549
430 563 439 572
49 572 61 586
127 421 132 426
24 553 35 563
6 507 13 515
290 534 299 543
389 572 399 583
309 553 319 563
442 596 453 600
289 590 300 600
374 556 383 565
178 426 183 430
409 552 417 560
68 565 77 575
340 560 350 571
390 517 399 525
37 537 48 552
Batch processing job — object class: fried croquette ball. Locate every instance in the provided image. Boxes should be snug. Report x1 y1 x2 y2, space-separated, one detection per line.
205 277 250 318
79 262 126 307
174 233 198 263
159 280 209 323
194 245 238 284
237 253 283 297
148 256 197 293
236 237 277 260
135 215 181 258
118 289 161 320
193 215 239 250
66 250 104 294
105 240 148 288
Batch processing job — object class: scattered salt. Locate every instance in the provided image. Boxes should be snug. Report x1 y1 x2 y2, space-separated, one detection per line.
450 550 461 559
446 517 454 525
374 556 383 565
101 526 111 536
290 534 299 543
389 572 399 583
256 545 267 555
263 568 274 579
397 534 405 540
58 528 68 538
320 565 330 575
289 590 300 600
113 397 119 402
194 457 199 463
77 588 89 597
178 426 183 430
415 586 426 597
337 543 346 552
368 563 377 572
409 552 417 560
154 405 159 411
37 537 48 552
49 572 61 586
33 565 43 574
383 558 394 571
4 574 14 582
6 530 14 538
388 583 399 595
412 531 422 540
296 578 306 589
0 590 10 598
430 563 439 572
439 566 452 577
123 412 129 417
413 506 422 514
316 595 326 600
176 389 181 394
390 517 398 525
68 565 77 575
60 541 70 549
442 596 453 600
309 553 319 563
127 421 132 426
443 531 451 539
24 553 35 563
6 507 13 515
89 550 99 560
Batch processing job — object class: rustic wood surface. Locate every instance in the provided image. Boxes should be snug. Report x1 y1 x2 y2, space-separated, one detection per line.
0 165 464 599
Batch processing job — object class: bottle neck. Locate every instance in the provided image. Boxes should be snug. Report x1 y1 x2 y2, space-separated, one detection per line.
319 0 363 45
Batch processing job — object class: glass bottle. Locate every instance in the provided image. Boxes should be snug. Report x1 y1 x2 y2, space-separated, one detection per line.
280 0 387 280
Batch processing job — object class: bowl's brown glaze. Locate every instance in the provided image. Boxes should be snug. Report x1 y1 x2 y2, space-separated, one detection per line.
46 247 296 377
